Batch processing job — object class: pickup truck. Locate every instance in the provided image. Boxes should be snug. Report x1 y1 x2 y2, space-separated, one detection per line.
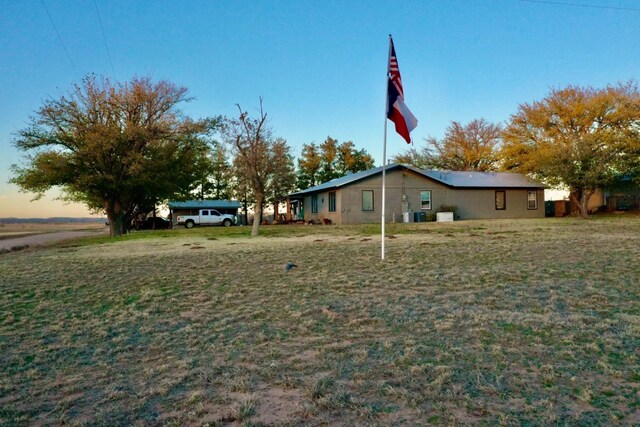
176 209 236 228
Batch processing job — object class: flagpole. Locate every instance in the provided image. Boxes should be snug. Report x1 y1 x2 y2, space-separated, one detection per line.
381 34 392 261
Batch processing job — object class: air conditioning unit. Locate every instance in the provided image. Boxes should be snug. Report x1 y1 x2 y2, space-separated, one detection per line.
437 212 454 222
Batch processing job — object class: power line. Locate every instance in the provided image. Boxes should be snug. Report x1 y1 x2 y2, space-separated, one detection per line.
40 0 79 75
519 0 640 12
93 0 116 76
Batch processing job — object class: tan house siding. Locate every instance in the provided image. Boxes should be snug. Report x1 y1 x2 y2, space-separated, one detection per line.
587 189 605 210
304 190 344 224
445 188 544 219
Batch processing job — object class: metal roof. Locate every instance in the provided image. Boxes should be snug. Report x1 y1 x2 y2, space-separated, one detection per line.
168 200 242 210
289 164 545 197
421 170 546 188
288 164 394 197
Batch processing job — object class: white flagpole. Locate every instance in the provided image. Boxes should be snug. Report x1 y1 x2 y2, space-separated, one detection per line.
381 35 392 261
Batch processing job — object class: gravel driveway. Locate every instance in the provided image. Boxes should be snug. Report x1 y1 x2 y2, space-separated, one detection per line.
0 229 108 251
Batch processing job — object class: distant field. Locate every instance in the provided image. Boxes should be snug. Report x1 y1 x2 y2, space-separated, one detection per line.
0 217 638 425
0 222 107 239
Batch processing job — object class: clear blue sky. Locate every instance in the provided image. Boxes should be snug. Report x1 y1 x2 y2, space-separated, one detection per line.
1 0 638 217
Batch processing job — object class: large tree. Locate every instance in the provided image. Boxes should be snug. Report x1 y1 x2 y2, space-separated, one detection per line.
11 75 211 236
297 136 374 189
296 143 322 189
501 83 640 218
318 136 339 183
336 140 375 176
196 138 232 200
393 118 502 171
266 138 297 221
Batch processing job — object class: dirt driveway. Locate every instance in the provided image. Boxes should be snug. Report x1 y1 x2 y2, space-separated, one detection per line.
0 229 108 251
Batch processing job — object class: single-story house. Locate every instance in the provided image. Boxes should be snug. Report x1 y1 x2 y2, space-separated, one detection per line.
168 200 241 225
287 164 546 224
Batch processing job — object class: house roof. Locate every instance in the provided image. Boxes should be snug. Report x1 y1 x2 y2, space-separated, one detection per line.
288 164 395 197
289 164 545 197
168 200 241 210
421 170 546 188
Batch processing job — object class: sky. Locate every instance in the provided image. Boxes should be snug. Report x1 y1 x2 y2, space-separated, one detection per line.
1 0 639 217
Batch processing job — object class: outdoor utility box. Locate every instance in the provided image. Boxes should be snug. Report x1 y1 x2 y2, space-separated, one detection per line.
414 211 426 222
437 212 454 222
403 212 411 223
554 200 569 217
544 201 555 217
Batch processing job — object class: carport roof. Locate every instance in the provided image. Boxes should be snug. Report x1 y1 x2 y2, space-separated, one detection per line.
168 200 241 210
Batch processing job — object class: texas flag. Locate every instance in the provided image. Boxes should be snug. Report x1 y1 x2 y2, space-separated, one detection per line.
387 37 417 143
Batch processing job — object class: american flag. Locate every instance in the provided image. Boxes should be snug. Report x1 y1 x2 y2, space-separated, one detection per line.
388 41 404 101
387 36 417 144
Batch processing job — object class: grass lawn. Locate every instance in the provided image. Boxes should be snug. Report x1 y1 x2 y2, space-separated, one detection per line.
1 216 638 425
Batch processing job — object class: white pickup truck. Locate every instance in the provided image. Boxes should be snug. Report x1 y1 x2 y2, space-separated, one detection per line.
176 209 236 228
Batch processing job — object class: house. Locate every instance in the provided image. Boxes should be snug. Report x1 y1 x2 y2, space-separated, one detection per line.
168 200 241 225
287 164 545 224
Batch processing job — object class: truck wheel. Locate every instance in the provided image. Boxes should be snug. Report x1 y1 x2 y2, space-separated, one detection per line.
223 219 232 227
185 220 195 229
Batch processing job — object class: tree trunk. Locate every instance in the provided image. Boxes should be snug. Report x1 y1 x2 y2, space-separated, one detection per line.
252 194 263 237
243 197 248 226
106 200 127 237
569 189 593 219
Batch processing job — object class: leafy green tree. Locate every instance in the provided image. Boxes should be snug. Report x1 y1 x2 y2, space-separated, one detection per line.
297 136 375 189
266 138 296 220
501 82 640 218
296 143 322 189
393 119 502 171
196 138 232 200
318 136 340 183
10 75 211 236
336 141 375 175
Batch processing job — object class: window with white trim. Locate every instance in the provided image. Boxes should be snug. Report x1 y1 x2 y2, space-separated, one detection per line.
495 191 506 210
420 190 432 210
527 191 538 210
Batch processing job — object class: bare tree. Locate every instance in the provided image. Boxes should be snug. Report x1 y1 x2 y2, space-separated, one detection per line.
224 98 290 236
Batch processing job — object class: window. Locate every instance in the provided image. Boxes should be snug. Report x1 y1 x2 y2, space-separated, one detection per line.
527 191 538 210
420 190 432 210
311 195 318 213
495 191 506 210
329 192 336 212
201 210 209 216
211 209 220 216
362 190 374 211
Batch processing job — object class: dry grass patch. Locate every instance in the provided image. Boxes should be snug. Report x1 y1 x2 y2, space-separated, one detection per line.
0 217 638 425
